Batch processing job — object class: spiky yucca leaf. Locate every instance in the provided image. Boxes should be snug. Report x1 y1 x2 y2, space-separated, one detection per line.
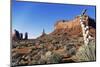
74 40 96 62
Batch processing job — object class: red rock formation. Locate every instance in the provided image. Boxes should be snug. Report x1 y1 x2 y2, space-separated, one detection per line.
12 30 26 40
12 29 20 40
53 15 96 37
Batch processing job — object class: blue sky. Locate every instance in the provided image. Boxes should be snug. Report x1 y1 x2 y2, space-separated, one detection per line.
12 0 96 39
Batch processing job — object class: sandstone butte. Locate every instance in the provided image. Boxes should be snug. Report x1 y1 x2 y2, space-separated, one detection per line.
52 14 96 37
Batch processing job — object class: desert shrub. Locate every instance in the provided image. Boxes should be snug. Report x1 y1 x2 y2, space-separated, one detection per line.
38 58 46 64
74 40 96 62
31 60 38 64
64 44 77 57
47 52 62 64
67 47 77 57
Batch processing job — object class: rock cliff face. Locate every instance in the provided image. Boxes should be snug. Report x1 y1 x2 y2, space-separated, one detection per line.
54 16 81 30
52 15 96 37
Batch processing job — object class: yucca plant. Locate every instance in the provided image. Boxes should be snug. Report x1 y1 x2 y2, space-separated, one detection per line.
74 40 96 62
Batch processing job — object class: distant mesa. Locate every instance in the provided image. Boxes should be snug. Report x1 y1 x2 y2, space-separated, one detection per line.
12 28 47 40
24 32 28 40
12 29 28 40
